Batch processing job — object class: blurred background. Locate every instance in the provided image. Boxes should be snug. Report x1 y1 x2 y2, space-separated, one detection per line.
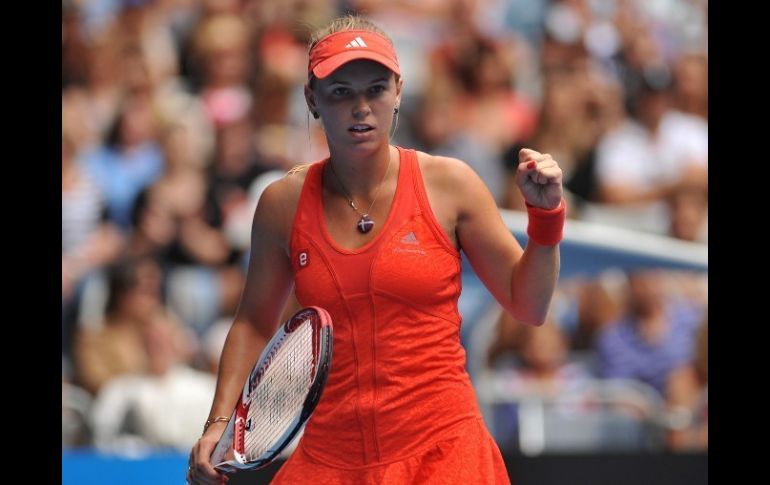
62 0 707 483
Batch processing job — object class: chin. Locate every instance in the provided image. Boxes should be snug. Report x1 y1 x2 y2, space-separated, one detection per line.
341 136 388 153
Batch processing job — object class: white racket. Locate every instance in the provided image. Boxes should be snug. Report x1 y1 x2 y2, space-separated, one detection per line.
209 306 333 475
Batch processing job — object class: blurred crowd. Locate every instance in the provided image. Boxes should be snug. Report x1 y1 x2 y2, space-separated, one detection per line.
62 0 707 455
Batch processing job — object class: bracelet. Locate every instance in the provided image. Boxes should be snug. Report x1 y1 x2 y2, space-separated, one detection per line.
525 198 566 246
203 415 230 433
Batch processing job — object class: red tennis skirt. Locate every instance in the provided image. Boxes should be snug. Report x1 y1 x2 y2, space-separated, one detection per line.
271 417 511 484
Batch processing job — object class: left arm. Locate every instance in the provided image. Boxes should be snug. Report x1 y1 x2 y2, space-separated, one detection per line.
440 149 564 325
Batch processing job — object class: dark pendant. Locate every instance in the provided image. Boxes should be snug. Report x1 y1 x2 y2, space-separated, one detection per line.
357 215 375 234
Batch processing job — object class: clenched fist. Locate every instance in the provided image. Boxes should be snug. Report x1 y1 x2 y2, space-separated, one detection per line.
515 148 564 210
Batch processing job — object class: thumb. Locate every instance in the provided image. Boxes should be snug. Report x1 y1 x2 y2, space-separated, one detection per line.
518 148 541 165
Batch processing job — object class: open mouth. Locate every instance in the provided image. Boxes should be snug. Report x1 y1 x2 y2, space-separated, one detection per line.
349 125 374 133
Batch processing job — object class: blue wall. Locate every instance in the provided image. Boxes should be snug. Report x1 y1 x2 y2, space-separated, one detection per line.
63 451 188 485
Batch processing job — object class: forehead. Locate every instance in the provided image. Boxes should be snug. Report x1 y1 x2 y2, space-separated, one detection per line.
322 59 394 84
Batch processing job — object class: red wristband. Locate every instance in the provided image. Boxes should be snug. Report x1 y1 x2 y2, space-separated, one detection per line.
525 198 566 246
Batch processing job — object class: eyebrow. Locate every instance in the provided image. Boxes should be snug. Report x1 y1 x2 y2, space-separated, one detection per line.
328 77 389 86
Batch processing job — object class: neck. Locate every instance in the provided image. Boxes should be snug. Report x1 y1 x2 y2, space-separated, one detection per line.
326 143 395 198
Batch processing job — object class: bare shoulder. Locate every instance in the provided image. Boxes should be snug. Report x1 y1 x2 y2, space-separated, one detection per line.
415 151 475 187
256 169 301 212
254 164 313 242
274 164 311 204
415 150 499 227
415 151 487 201
412 151 491 237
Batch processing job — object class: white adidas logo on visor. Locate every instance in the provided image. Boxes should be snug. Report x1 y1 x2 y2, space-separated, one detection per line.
345 36 368 48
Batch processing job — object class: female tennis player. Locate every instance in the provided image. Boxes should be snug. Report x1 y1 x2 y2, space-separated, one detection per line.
187 15 565 484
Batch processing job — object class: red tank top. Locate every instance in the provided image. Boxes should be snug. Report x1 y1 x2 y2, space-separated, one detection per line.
289 146 482 468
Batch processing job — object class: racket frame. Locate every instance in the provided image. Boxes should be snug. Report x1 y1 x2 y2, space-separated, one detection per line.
210 306 333 474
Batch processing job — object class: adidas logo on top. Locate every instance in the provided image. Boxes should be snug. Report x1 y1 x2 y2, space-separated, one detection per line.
400 231 419 245
345 36 368 48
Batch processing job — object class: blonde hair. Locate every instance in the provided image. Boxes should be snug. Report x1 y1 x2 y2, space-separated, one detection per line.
308 15 393 51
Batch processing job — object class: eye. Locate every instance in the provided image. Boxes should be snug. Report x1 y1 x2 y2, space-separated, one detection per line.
369 85 386 95
332 87 349 96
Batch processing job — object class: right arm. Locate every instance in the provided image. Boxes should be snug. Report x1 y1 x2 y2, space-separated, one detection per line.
188 176 300 484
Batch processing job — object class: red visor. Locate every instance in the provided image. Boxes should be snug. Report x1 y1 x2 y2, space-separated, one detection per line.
308 30 400 80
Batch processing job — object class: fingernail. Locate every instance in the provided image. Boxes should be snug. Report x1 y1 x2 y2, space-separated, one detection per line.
527 161 536 169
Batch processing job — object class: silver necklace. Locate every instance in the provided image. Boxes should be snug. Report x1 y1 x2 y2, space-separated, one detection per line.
327 157 392 234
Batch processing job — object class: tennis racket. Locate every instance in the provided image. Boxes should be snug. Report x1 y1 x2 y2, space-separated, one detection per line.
209 306 333 475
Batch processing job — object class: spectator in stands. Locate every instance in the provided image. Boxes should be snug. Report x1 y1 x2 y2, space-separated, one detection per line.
127 120 259 334
492 320 592 394
206 117 274 236
592 67 708 234
104 0 180 90
417 1 537 205
190 14 253 127
81 91 165 230
596 269 703 396
62 129 124 362
126 183 242 336
74 256 191 394
488 317 592 449
80 39 125 142
555 273 625 353
151 126 232 269
90 315 216 453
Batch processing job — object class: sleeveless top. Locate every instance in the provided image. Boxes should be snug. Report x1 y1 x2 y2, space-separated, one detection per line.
289 146 482 468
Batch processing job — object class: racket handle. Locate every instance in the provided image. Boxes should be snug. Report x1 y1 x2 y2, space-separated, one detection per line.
210 416 236 466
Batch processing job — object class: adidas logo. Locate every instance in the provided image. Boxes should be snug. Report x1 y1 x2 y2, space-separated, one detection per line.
400 232 419 245
345 36 368 48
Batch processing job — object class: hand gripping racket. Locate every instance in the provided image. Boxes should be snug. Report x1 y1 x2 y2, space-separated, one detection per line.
209 306 333 475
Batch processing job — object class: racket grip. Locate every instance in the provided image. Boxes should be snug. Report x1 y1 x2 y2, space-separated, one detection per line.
210 417 236 467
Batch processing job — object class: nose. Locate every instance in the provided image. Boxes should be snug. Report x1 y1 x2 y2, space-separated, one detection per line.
351 94 371 119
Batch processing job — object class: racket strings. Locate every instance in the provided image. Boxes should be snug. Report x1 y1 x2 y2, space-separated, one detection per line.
243 321 316 460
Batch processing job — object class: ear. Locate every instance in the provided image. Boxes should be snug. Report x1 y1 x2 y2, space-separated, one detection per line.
395 76 405 109
304 84 318 117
